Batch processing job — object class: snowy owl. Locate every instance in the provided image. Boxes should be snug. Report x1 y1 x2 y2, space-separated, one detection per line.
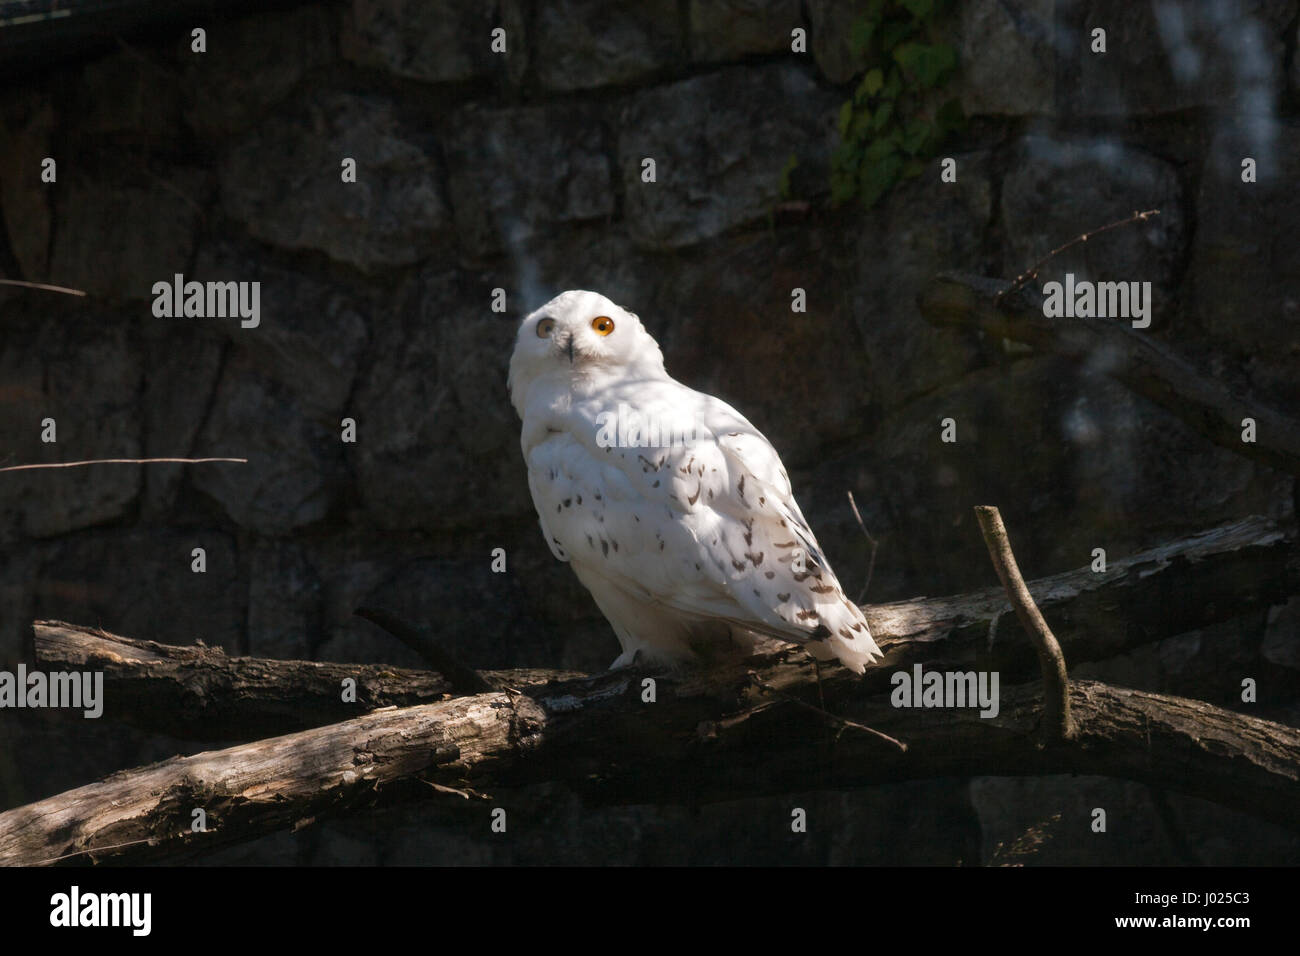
508 290 882 674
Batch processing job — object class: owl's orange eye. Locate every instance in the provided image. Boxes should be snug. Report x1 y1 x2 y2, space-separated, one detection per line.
536 317 556 338
591 316 615 336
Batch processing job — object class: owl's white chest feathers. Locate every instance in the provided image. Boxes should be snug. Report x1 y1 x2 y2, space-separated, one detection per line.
518 373 880 673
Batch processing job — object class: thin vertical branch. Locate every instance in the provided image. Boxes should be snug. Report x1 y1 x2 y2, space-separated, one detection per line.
974 506 1075 742
846 490 880 603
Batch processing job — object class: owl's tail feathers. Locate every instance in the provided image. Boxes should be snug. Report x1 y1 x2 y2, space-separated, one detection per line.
806 623 883 675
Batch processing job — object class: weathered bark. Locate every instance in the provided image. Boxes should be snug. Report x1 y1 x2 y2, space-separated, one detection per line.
29 515 1295 742
0 691 537 865
1 656 1297 865
848 513 1293 691
29 622 453 739
917 272 1300 477
7 511 1295 866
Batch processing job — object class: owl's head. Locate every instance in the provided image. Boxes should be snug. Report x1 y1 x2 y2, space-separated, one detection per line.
508 290 666 415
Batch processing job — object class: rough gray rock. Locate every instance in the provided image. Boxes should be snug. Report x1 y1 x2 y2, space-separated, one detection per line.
1067 0 1292 116
968 774 1300 865
49 154 209 301
183 5 336 138
1295 19 1300 98
640 226 876 466
617 64 838 248
342 0 526 85
848 151 993 415
0 90 54 280
278 778 979 864
1074 613 1271 709
688 0 803 62
1188 122 1300 369
866 355 1290 597
0 545 39 664
77 48 183 141
192 241 371 415
0 317 141 539
306 531 441 668
349 270 530 531
138 323 226 519
190 353 349 534
442 103 614 260
1263 598 1300 670
248 538 322 660
358 555 543 669
535 0 682 90
219 91 450 274
949 0 1055 116
34 528 243 653
1000 136 1186 308
806 0 868 83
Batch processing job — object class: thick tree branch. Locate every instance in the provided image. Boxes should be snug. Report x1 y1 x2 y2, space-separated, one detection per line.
7 515 1294 865
28 622 453 739
28 515 1295 740
1 662 1297 865
0 690 537 865
918 272 1300 477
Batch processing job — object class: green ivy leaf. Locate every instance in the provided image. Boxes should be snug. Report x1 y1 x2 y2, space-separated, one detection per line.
838 100 854 137
893 42 957 89
900 117 931 155
862 67 885 97
849 107 875 140
831 141 860 173
863 133 901 164
870 100 894 132
858 149 904 208
849 17 877 59
829 2 962 209
880 18 918 52
934 96 965 133
882 65 904 100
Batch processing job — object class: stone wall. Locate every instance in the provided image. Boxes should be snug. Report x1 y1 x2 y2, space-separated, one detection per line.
1 0 1297 864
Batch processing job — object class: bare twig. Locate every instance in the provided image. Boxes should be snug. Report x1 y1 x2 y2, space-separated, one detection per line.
846 490 879 603
35 836 167 866
747 672 908 752
0 457 246 473
974 506 1076 742
0 279 87 297
997 209 1160 301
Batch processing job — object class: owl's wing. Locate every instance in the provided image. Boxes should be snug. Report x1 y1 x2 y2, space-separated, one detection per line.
525 380 879 671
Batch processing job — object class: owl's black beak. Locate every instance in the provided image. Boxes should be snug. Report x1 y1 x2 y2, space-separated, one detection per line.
563 333 575 364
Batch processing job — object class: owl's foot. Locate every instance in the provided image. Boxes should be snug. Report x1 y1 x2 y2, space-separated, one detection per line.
609 648 643 670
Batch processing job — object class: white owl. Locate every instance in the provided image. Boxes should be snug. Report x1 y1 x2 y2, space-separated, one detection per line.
508 290 882 674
